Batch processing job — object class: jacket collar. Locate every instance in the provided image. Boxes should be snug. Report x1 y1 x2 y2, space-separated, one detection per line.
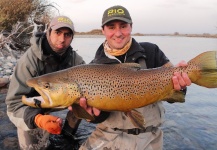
29 32 45 61
125 38 146 63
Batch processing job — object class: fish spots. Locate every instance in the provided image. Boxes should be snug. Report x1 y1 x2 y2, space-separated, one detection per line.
36 64 178 109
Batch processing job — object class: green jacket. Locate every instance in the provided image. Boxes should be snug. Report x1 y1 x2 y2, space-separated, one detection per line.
5 33 85 130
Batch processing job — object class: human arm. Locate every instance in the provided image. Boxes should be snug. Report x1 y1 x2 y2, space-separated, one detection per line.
5 51 41 130
5 50 63 133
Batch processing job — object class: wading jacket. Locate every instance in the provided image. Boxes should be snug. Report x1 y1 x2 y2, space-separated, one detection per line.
5 33 85 130
91 38 173 128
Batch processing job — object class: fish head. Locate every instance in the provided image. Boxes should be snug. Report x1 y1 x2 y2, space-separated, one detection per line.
26 73 81 108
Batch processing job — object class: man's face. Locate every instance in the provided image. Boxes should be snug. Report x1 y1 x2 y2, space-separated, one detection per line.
102 20 132 49
50 27 73 52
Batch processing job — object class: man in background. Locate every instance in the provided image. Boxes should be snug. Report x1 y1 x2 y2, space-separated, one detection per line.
6 15 88 150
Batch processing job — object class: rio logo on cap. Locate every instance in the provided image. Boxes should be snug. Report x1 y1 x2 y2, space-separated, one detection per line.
107 8 125 17
57 17 73 25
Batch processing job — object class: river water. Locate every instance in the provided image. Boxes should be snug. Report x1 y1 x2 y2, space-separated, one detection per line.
71 35 217 150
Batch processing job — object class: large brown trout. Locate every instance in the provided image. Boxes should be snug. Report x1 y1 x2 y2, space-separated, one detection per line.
22 51 217 128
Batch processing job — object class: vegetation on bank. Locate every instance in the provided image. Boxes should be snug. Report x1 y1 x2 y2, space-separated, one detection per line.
0 0 58 58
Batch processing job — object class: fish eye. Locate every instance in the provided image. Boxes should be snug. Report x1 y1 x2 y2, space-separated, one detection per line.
43 82 50 89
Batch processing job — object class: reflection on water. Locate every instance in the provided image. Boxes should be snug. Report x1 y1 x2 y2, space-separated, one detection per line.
162 85 217 150
72 36 217 149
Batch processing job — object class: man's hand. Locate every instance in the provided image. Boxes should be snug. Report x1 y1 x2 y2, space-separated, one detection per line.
34 114 62 134
172 61 191 90
68 98 100 118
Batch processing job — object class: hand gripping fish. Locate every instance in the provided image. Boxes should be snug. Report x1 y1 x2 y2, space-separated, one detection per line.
22 51 217 129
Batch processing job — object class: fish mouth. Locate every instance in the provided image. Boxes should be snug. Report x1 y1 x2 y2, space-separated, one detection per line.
34 87 52 105
26 78 52 105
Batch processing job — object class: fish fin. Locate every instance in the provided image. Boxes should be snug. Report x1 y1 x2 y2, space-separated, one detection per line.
125 109 146 129
117 63 141 69
188 51 217 88
65 111 81 129
72 104 95 121
163 90 185 103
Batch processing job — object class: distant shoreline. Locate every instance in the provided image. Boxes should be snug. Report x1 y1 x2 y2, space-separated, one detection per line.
74 34 217 38
75 34 217 38
75 29 217 38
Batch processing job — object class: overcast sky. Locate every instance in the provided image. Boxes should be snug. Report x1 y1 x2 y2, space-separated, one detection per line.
51 0 217 34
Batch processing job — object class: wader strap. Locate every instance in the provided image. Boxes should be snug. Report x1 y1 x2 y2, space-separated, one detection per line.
113 125 158 135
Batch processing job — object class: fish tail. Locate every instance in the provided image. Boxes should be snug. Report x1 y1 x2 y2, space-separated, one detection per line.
188 51 217 88
163 90 185 103
125 109 145 129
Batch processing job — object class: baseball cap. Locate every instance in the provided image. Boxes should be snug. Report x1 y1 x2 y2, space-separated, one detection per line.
49 16 74 33
102 5 132 26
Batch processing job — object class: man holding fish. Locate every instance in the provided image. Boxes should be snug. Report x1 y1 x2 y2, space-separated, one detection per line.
78 5 191 150
5 16 89 149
